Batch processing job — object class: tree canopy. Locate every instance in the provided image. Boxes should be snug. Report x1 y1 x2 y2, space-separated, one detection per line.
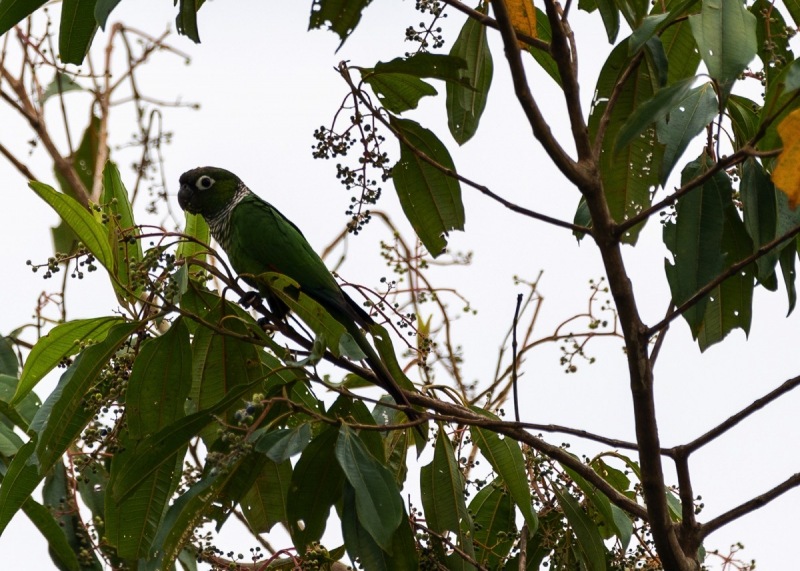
1 0 799 569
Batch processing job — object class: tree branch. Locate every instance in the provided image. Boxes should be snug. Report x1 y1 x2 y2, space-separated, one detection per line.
487 0 589 186
701 472 800 538
646 225 800 337
338 64 592 235
682 375 800 454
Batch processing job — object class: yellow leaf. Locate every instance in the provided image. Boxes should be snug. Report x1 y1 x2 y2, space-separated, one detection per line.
773 109 800 208
503 0 537 48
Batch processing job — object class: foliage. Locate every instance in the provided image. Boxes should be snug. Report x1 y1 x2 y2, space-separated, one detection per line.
3 0 800 569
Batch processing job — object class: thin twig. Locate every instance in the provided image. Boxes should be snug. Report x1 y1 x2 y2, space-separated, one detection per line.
511 293 523 422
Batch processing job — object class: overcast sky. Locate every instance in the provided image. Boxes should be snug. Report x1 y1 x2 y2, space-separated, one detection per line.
1 1 798 568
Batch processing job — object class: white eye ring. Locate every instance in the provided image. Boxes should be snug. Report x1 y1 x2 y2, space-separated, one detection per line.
197 175 215 190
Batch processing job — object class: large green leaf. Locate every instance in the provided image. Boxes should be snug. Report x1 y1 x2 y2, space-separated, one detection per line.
688 0 757 99
308 0 371 47
469 411 537 533
30 321 140 471
13 316 123 405
657 0 702 84
655 82 718 186
362 72 437 113
177 211 210 263
588 42 663 243
696 192 754 351
175 0 204 43
29 181 114 274
102 161 143 302
253 424 313 463
553 484 608 571
110 369 271 502
447 13 493 145
390 117 465 256
341 482 418 570
94 0 122 29
335 426 403 551
0 374 40 432
59 0 98 64
614 76 696 152
741 158 781 285
663 157 727 335
22 496 83 571
240 458 291 533
726 94 760 149
373 53 467 82
564 465 633 550
420 428 476 569
0 336 17 376
287 425 345 549
469 479 517 567
0 441 39 535
0 0 47 37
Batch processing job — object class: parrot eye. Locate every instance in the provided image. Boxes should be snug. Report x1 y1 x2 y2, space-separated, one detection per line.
196 175 215 190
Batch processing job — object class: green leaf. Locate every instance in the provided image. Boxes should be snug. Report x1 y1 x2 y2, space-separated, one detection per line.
0 0 47 38
102 161 143 302
373 53 467 82
469 480 516 567
0 441 39 535
757 58 800 155
447 13 493 145
688 0 757 99
335 426 403 551
22 497 82 571
663 156 727 335
469 412 537 533
190 297 266 441
527 8 561 86
341 483 418 570
614 76 696 152
105 445 184 559
287 425 345 549
596 0 620 42
564 465 633 550
696 193 754 351
657 0 702 84
177 211 210 263
126 319 192 441
144 470 228 569
589 42 663 243
59 0 98 64
175 0 204 43
420 428 476 569
94 0 122 29
655 82 718 186
390 117 465 256
40 72 85 104
29 181 114 274
553 484 608 571
0 374 40 431
110 363 277 503
253 424 312 463
30 321 140 471
362 72 437 113
726 95 760 149
780 244 797 315
741 158 780 284
14 316 123 405
0 336 18 376
308 0 372 48
240 459 292 533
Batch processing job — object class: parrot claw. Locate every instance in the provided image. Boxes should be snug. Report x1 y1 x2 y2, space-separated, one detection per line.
239 291 261 308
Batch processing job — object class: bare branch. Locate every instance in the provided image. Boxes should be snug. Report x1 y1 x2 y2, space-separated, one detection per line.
701 472 800 538
683 375 800 454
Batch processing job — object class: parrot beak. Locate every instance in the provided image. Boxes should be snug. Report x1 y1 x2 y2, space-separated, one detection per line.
177 184 196 213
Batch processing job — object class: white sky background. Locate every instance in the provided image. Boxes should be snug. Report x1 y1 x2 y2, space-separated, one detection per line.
1 0 799 568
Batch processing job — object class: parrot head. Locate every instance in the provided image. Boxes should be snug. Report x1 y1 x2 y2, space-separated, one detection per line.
178 166 243 217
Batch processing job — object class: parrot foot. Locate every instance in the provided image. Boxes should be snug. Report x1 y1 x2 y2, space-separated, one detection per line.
257 316 277 331
239 291 262 308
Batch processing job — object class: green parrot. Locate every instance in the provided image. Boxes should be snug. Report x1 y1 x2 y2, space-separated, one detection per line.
177 166 416 419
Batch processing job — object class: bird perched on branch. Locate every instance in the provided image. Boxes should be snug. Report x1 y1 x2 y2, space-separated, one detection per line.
177 166 418 424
